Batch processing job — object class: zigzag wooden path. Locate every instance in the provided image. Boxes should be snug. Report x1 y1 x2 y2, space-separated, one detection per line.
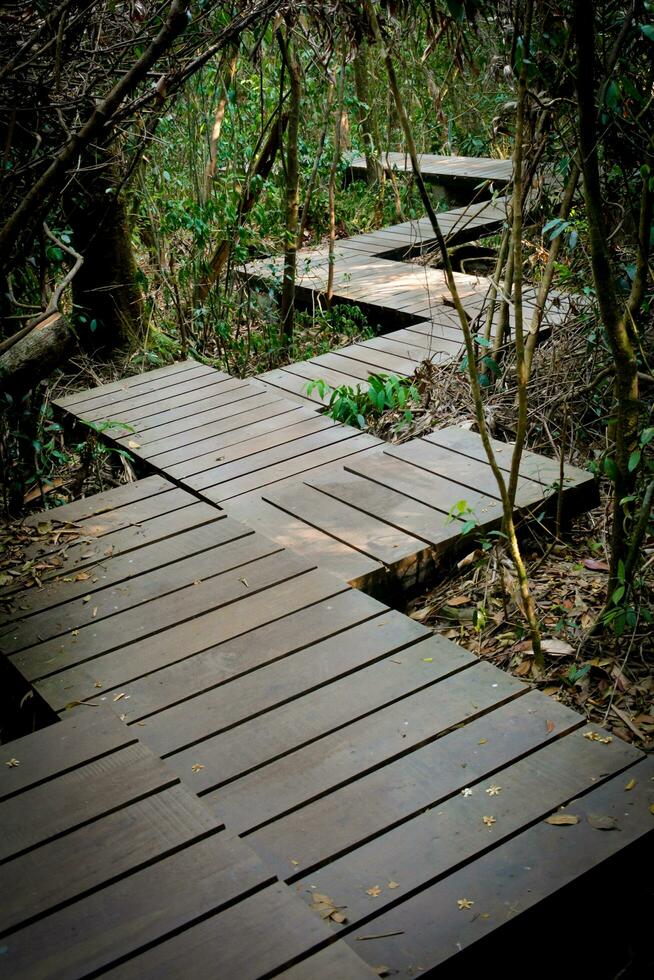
1 459 651 978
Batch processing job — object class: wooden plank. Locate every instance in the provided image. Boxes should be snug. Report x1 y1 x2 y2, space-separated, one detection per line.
99 376 259 434
424 425 592 487
370 329 462 358
73 369 233 422
248 690 582 880
0 740 178 862
282 942 376 978
2 833 273 980
15 547 298 683
306 469 462 548
224 495 382 587
291 724 642 930
132 393 291 455
263 482 429 566
282 358 374 392
185 423 357 493
385 439 546 507
54 360 206 409
197 433 381 503
5 501 223 596
0 782 219 935
316 348 419 379
136 608 429 757
115 586 376 723
165 633 473 793
3 525 265 654
0 516 238 628
202 661 525 834
36 566 347 710
0 708 136 802
21 475 170 527
343 754 654 977
158 405 314 477
344 452 504 525
256 371 327 407
99 882 355 980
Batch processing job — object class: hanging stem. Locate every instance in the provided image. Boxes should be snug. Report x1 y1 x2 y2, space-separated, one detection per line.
364 0 542 665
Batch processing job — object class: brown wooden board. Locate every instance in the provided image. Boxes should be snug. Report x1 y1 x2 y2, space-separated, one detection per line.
2 524 265 655
196 433 381 503
256 369 329 406
343 755 654 977
99 882 369 980
262 482 430 567
0 515 239 629
15 548 300 683
0 783 219 936
248 690 582 880
159 406 321 478
35 566 348 711
185 424 360 493
136 608 431 757
202 661 525 834
0 739 179 862
164 633 472 794
0 708 136 802
224 495 383 586
54 360 210 409
290 725 642 931
113 586 373 723
1 832 273 979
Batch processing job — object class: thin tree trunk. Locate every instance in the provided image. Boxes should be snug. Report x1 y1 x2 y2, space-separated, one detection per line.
297 83 334 246
363 0 542 664
573 4 643 592
202 48 239 205
327 56 346 306
353 43 382 184
278 26 301 345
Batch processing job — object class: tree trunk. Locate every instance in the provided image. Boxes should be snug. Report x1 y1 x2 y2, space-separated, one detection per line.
0 314 76 395
278 26 301 346
64 156 144 348
353 43 382 184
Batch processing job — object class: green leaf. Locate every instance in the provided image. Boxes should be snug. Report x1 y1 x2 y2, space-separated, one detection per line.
628 449 641 472
640 24 654 41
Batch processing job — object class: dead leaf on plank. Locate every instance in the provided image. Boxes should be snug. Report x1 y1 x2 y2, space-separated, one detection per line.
485 785 501 796
625 779 636 791
5 758 20 767
482 815 496 827
127 441 141 450
366 885 382 897
587 814 619 831
545 813 580 826
82 594 91 603
546 719 556 733
113 692 127 702
191 763 205 773
387 880 400 889
75 571 90 582
457 898 474 910
583 731 612 744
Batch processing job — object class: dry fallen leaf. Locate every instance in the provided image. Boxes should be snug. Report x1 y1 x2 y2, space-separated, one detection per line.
113 692 126 702
583 558 609 572
82 594 91 603
447 595 471 607
75 571 90 582
542 638 575 656
127 440 141 449
545 813 580 826
457 898 474 910
546 719 556 733
485 785 501 796
366 886 382 897
5 758 20 767
482 815 496 827
387 881 400 889
191 763 205 773
583 731 613 744
478 738 488 745
625 778 636 791
461 787 473 797
587 814 619 831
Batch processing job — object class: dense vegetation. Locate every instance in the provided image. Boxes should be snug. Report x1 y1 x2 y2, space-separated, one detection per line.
0 2 652 676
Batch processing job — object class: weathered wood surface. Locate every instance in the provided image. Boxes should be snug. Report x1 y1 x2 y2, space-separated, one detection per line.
348 150 513 187
1 461 649 978
0 709 375 979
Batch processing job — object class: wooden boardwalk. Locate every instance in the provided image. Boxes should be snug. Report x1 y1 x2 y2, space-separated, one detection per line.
1 463 652 978
50 364 593 594
348 151 513 189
